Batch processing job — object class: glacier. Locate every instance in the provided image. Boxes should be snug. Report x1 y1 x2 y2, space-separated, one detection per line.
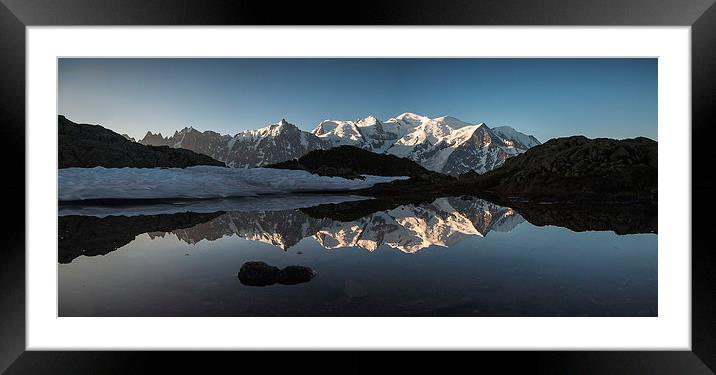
58 166 409 201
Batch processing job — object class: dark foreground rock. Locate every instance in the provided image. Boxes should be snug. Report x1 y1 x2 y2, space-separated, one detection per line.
237 261 280 286
266 145 447 180
238 262 317 286
464 136 657 203
58 115 226 168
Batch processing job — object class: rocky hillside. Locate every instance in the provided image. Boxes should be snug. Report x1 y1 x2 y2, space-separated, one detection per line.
59 116 226 168
265 145 445 180
467 136 657 202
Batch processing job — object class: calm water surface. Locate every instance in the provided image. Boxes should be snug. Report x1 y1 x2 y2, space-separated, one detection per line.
58 196 657 316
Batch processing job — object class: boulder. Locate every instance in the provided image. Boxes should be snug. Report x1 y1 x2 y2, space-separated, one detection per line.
237 262 317 287
237 261 280 286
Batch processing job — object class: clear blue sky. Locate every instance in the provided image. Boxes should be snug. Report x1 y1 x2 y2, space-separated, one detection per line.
58 58 657 142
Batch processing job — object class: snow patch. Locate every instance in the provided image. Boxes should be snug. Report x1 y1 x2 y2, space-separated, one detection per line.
58 166 410 201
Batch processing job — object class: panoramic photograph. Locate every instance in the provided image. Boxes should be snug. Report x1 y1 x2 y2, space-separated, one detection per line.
57 58 657 317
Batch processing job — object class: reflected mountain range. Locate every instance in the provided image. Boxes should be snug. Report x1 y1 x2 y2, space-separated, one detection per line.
149 197 522 252
59 196 657 264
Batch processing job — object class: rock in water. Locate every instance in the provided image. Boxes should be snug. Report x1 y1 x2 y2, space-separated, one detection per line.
277 266 318 285
237 261 280 286
237 262 317 286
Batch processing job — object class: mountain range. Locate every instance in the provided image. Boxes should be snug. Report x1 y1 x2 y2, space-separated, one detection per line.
139 113 540 175
158 196 523 253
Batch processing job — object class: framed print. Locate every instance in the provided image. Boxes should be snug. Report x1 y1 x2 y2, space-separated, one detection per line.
2 0 715 373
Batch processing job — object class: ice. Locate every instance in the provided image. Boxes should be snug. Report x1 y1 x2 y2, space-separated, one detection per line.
58 166 409 201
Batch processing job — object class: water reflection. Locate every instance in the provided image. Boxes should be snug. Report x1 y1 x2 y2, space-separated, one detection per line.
60 197 524 263
58 195 657 317
59 196 656 264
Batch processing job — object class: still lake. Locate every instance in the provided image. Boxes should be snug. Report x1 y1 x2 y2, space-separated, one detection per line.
58 195 657 317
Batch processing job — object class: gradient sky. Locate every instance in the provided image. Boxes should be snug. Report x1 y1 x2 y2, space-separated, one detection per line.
58 58 657 142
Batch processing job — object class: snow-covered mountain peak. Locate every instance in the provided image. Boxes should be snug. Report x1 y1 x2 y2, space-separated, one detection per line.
311 119 365 146
389 112 431 127
395 112 428 120
431 115 473 129
356 115 381 127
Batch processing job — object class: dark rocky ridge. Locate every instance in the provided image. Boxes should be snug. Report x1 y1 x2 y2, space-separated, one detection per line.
266 145 450 180
465 136 657 202
59 115 226 168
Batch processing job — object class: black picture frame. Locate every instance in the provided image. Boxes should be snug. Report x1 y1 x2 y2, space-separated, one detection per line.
2 0 714 373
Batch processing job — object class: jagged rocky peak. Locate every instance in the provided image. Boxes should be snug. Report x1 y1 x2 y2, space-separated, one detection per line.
465 123 506 147
247 118 300 137
272 118 291 131
141 131 165 145
145 130 161 137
